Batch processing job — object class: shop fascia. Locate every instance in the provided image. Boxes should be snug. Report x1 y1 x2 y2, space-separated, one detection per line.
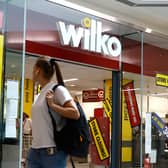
57 18 121 57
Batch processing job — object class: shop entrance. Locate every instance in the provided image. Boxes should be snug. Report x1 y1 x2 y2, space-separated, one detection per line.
1 51 115 168
4 0 168 168
23 55 113 168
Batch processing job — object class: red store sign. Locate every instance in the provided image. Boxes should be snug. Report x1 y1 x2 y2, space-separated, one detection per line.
82 89 104 102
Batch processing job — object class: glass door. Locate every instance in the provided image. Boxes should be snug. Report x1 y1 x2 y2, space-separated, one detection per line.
0 0 5 165
121 31 144 168
143 33 168 168
0 0 27 168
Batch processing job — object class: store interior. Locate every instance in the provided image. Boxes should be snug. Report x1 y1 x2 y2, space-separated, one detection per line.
5 51 168 120
3 50 168 167
1 1 168 167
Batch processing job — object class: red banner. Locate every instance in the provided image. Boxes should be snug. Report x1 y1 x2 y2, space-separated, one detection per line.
123 82 140 127
82 89 104 102
89 117 110 166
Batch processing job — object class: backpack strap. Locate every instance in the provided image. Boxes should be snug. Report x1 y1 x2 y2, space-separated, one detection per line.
52 84 61 91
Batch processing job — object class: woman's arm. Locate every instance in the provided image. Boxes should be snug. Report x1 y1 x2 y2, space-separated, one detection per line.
46 90 80 120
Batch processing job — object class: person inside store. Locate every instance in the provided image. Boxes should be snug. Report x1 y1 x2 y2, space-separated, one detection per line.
27 58 80 168
22 112 32 166
23 112 32 135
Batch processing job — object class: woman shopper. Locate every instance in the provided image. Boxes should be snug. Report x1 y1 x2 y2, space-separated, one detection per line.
27 58 80 168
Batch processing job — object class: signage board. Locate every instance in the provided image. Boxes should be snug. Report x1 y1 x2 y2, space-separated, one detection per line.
152 112 168 138
89 117 110 163
24 79 33 117
149 149 157 164
123 81 141 127
103 98 112 123
57 17 121 57
82 88 104 102
156 73 168 87
145 113 152 154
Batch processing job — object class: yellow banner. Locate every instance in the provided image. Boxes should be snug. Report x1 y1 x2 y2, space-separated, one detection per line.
156 73 168 87
0 35 4 95
24 79 33 117
104 79 132 162
103 98 112 123
89 118 110 160
104 79 112 102
122 79 133 141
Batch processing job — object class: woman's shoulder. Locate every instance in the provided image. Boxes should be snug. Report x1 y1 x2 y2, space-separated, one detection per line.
53 84 67 92
54 85 72 100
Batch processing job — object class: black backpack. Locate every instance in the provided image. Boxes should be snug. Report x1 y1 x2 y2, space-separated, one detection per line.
48 84 91 158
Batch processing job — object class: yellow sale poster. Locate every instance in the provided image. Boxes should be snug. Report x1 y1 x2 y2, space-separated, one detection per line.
104 79 133 162
24 79 33 118
0 35 4 95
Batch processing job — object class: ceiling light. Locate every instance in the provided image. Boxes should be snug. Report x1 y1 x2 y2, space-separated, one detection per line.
116 0 168 6
145 28 152 33
64 78 78 82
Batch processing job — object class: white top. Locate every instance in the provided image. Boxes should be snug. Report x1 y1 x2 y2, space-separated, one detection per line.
31 82 73 149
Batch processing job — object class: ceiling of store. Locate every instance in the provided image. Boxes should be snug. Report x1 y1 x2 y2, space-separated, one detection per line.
64 0 168 50
116 0 168 6
66 0 168 36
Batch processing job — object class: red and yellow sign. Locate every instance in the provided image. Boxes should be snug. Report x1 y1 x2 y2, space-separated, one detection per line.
89 118 110 161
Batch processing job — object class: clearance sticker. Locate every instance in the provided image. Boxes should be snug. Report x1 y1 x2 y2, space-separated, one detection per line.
24 79 33 117
89 118 110 160
156 73 168 87
103 98 112 123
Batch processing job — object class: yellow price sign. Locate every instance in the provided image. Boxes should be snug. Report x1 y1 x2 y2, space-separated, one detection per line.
0 35 4 95
156 73 168 87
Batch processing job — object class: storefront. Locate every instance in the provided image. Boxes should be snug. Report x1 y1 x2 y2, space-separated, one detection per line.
0 0 168 168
